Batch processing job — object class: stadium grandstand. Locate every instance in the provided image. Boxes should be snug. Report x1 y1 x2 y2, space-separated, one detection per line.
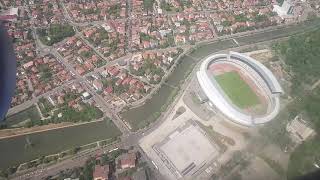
196 51 283 126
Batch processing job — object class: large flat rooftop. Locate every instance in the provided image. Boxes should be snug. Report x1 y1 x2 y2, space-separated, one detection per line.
154 121 219 178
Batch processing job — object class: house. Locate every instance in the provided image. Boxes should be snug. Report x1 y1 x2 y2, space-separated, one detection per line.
93 165 109 180
76 66 86 75
115 78 123 86
104 86 113 94
286 114 316 144
66 36 77 45
109 67 120 76
119 153 136 169
93 79 103 91
122 77 132 86
175 34 186 44
0 15 17 21
118 72 127 80
129 79 138 86
23 61 34 69
101 69 109 77
82 91 91 99
57 96 65 104
84 29 96 38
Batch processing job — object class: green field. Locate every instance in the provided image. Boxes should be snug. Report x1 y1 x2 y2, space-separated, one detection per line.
215 71 259 108
4 106 41 127
287 137 320 179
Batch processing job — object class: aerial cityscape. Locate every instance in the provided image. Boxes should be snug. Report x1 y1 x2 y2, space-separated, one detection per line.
0 0 320 179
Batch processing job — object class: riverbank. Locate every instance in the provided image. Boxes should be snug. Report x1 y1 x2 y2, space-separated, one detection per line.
0 119 104 140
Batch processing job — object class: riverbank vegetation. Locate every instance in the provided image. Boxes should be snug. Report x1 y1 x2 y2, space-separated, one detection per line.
2 106 41 129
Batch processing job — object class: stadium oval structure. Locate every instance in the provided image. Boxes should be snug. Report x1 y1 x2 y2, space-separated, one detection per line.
197 51 283 126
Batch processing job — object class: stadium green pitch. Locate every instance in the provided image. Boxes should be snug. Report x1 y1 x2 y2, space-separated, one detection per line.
215 71 260 108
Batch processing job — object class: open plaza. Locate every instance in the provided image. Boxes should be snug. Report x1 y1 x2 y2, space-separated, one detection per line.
153 120 220 179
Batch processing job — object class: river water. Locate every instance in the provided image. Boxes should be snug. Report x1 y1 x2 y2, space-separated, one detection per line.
0 120 121 169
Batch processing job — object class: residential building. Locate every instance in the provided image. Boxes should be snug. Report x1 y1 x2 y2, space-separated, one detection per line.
119 153 136 169
93 165 109 180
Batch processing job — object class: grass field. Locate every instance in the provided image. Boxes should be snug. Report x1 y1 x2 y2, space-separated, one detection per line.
4 106 41 127
287 137 320 179
215 71 260 108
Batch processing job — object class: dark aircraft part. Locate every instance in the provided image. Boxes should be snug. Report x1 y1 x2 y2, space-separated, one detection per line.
0 22 16 121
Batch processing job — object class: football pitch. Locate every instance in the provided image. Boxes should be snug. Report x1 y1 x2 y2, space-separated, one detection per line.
215 71 260 108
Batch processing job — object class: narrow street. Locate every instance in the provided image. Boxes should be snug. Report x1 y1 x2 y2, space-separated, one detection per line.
51 49 131 134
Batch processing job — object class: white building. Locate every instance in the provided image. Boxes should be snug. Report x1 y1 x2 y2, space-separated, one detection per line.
286 115 316 144
273 0 294 18
197 52 283 126
82 92 91 100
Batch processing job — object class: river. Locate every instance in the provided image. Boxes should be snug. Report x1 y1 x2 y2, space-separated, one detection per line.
0 119 121 170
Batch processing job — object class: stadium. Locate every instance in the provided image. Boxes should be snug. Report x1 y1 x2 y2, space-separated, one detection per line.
196 51 283 126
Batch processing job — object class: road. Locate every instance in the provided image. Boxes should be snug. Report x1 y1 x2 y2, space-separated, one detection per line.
75 33 107 61
125 0 132 52
51 48 131 134
11 141 122 180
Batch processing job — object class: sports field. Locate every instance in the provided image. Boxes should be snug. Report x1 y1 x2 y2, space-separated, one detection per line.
215 71 260 108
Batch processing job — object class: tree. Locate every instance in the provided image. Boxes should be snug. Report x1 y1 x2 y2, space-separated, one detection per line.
71 147 81 155
276 0 284 5
221 21 232 27
274 28 320 132
235 14 248 22
254 14 268 22
100 154 110 165
38 24 75 46
143 0 155 11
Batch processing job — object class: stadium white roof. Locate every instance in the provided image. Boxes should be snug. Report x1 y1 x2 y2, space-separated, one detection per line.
197 52 283 126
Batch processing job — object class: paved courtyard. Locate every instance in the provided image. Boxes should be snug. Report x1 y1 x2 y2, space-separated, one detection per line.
154 121 219 178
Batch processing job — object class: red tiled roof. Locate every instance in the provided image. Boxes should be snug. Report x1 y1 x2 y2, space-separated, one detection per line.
93 165 109 179
105 86 113 94
120 153 136 169
0 15 17 21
